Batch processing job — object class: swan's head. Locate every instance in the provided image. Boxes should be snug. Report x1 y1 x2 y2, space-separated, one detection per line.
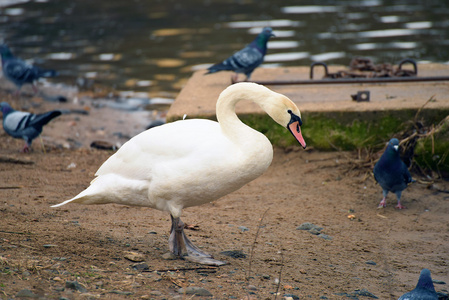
217 83 306 149
267 92 306 149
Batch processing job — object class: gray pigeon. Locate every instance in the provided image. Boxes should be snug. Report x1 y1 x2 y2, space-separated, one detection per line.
205 27 274 82
0 102 61 152
398 269 438 300
373 138 413 209
0 44 58 96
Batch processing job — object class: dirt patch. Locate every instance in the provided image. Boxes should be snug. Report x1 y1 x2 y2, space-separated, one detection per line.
1 142 448 299
0 89 448 299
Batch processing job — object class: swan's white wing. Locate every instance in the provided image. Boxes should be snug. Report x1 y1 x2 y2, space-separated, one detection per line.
96 119 225 179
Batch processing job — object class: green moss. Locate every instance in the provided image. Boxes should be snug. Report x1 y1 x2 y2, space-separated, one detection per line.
170 108 449 174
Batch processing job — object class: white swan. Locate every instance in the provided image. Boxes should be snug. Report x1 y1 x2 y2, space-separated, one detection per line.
52 82 306 265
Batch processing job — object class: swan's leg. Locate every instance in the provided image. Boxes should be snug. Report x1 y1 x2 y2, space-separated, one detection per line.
168 215 227 266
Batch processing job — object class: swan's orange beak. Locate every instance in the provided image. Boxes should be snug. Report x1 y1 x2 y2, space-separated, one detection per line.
288 121 306 149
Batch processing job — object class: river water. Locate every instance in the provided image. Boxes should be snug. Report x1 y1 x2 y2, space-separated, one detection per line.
1 0 448 99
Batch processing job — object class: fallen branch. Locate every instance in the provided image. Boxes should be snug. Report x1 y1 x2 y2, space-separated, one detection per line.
143 266 218 273
0 156 34 165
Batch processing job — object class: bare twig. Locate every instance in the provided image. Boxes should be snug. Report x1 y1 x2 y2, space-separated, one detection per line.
246 208 269 281
274 251 285 300
414 95 435 122
0 230 31 235
143 266 217 273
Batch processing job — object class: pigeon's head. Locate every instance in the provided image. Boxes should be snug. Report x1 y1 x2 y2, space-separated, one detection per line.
260 27 275 41
0 102 13 116
416 269 436 292
388 138 400 152
0 44 13 58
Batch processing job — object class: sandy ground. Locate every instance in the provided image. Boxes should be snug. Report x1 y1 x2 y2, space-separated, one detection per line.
0 89 448 300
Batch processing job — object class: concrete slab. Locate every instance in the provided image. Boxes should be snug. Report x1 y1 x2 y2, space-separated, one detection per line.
167 63 449 121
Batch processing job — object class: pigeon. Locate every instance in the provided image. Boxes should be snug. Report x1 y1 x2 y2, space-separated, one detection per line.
0 102 61 152
0 44 58 96
205 27 274 82
398 269 438 300
373 138 413 209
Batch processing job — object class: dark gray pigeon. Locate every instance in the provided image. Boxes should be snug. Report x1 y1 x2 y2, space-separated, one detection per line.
0 44 58 96
398 269 438 300
373 138 413 209
205 27 274 82
0 102 61 152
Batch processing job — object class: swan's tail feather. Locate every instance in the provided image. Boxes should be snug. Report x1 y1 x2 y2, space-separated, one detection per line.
51 198 77 208
51 185 101 208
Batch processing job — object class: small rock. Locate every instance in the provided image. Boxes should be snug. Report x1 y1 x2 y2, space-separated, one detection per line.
65 280 87 293
247 285 257 291
433 279 446 285
43 244 58 248
318 234 333 240
149 290 162 296
178 287 212 297
124 251 145 262
131 262 149 271
366 260 377 265
296 222 323 231
283 294 299 300
220 250 246 259
161 252 177 260
16 289 38 298
353 289 378 298
238 226 249 232
309 228 323 235
262 274 271 280
109 290 133 295
90 140 117 150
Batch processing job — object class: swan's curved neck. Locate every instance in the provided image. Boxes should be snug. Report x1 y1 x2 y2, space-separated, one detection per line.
216 87 262 143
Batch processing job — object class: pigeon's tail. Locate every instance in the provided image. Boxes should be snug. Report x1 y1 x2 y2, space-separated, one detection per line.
205 63 234 75
38 69 58 78
31 110 61 127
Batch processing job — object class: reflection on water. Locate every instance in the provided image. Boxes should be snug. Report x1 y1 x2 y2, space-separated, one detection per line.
0 0 448 98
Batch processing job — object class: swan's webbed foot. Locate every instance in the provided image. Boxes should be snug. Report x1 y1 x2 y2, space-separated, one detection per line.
168 216 227 266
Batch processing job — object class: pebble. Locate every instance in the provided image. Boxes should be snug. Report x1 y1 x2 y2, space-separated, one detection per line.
161 252 177 260
318 234 333 240
43 244 58 248
296 222 323 231
131 262 150 271
110 290 133 295
178 287 213 296
366 260 377 265
238 226 249 232
220 250 246 259
65 280 87 293
433 279 446 285
149 290 162 296
16 289 38 298
297 223 333 240
283 294 299 300
123 251 145 262
309 228 323 235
